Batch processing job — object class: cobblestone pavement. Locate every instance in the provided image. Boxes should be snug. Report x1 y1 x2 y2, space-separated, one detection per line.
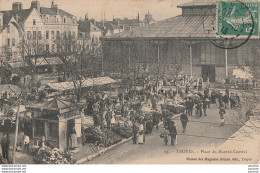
86 104 244 164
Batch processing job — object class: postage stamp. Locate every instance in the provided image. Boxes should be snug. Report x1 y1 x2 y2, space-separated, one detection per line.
217 1 259 38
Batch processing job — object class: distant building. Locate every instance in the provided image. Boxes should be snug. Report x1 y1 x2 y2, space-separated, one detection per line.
78 14 102 51
0 11 23 62
142 11 156 26
94 15 142 37
112 17 142 31
95 21 120 37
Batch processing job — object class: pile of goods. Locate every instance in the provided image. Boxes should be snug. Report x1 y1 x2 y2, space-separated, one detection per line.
162 103 185 114
103 129 123 147
83 126 122 147
130 102 142 111
111 125 132 139
0 117 23 132
32 147 76 164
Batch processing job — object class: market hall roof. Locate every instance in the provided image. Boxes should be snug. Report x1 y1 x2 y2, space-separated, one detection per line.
178 0 258 7
177 0 216 7
105 0 260 40
105 15 216 39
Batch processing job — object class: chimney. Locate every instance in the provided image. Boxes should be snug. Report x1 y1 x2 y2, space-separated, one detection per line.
15 14 19 21
85 13 88 21
12 2 23 10
31 1 40 11
0 13 3 29
51 0 58 13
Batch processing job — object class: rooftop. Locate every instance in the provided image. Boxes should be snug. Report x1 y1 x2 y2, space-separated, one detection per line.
178 0 216 7
0 9 32 27
105 15 215 39
79 19 101 33
178 0 259 7
40 7 74 17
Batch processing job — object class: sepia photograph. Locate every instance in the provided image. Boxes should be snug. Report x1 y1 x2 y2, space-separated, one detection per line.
0 0 259 165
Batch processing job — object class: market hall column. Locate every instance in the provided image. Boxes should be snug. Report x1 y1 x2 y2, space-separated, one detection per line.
187 37 193 78
157 38 160 95
225 41 228 77
190 43 193 78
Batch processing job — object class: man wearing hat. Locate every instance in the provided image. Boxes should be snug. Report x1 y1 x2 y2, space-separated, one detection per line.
180 111 189 133
229 93 236 109
168 121 177 146
1 133 10 160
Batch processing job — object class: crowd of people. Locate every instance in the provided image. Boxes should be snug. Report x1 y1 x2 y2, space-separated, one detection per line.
0 73 257 163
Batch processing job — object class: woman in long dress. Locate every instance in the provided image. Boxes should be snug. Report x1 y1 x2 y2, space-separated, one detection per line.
138 123 144 144
111 111 116 126
70 128 77 149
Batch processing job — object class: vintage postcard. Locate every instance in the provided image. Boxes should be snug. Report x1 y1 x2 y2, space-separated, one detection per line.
0 0 259 165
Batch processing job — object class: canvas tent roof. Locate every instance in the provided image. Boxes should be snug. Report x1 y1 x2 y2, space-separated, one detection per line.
0 84 21 96
33 57 63 66
46 77 117 92
7 61 29 68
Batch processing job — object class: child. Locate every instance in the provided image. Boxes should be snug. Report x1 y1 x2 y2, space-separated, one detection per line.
23 135 30 153
219 106 226 127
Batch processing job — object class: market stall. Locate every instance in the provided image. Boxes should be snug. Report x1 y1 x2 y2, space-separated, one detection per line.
26 98 83 150
0 84 21 99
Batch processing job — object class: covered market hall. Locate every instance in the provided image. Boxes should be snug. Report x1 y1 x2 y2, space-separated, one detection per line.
102 0 260 83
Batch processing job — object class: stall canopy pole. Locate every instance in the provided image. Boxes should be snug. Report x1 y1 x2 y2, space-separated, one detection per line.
12 103 20 164
156 38 160 94
190 45 193 77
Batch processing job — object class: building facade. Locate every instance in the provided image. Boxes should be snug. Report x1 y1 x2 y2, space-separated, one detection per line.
0 14 23 62
0 0 78 61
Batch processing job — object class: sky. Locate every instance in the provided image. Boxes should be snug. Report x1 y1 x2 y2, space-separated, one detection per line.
0 0 192 21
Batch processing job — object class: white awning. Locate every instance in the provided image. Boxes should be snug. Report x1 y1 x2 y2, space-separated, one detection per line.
46 77 117 92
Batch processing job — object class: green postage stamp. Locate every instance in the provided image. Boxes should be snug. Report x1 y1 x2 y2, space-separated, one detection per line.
217 1 259 37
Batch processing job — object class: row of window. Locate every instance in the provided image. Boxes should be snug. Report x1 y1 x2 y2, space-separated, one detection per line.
6 25 16 34
27 30 76 40
46 44 55 52
6 38 16 47
41 15 76 24
27 31 42 40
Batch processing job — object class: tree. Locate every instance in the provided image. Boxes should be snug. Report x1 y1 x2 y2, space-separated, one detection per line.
54 32 103 102
0 67 12 84
17 37 46 92
163 40 189 94
54 32 84 102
